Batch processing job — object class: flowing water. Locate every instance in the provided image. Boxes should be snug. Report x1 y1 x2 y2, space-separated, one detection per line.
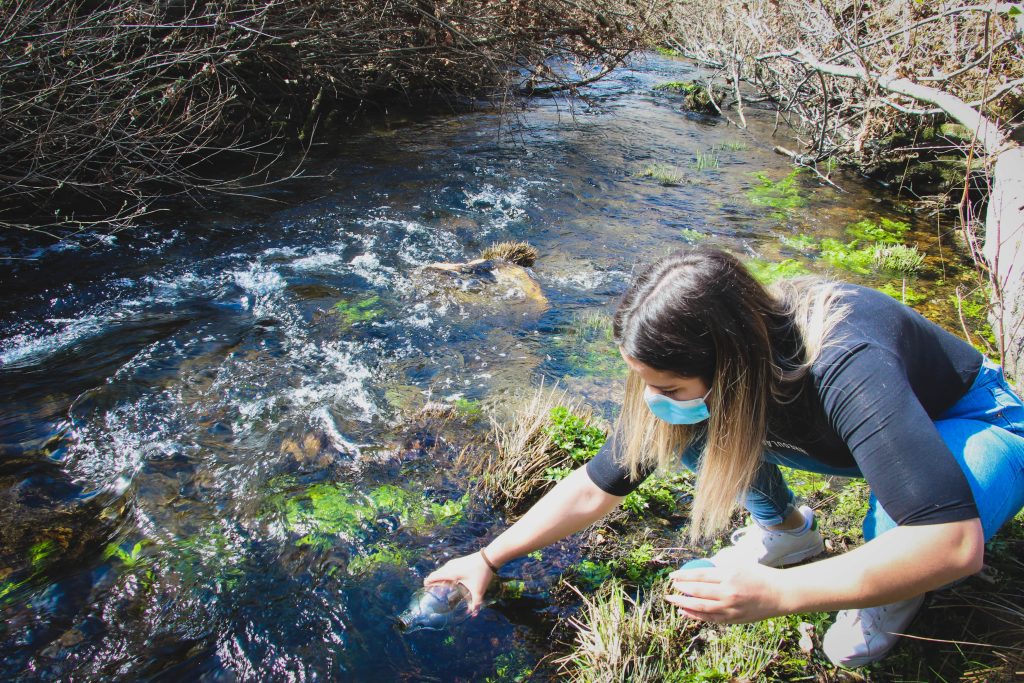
0 54 975 681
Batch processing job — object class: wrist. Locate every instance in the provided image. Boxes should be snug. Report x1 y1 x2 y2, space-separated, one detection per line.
479 547 501 574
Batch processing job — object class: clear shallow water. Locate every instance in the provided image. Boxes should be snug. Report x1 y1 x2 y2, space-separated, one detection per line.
0 54 971 681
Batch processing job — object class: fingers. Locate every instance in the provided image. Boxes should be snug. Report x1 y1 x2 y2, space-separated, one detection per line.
667 567 717 582
663 592 722 615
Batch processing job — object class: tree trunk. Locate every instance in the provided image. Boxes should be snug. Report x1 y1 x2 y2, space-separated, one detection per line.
984 145 1024 381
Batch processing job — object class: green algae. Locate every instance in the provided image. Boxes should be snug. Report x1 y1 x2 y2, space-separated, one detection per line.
555 312 625 378
745 258 810 284
878 281 927 305
845 217 910 244
347 543 412 575
333 295 383 329
284 482 468 549
819 238 875 275
747 169 808 218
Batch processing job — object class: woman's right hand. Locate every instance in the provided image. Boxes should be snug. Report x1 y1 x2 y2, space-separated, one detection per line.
424 551 494 613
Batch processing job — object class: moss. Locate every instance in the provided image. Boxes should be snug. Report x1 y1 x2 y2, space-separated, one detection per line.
679 227 706 243
453 397 482 416
653 81 699 94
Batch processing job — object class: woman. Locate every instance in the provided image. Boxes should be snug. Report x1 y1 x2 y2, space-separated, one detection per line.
426 247 1024 667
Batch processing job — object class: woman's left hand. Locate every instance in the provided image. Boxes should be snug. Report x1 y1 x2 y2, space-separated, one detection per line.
665 563 785 624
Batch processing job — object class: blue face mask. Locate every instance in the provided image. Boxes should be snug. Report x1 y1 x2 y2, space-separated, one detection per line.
644 387 711 425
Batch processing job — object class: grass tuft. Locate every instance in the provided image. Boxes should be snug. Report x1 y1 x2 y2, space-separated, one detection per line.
481 240 539 267
637 163 686 186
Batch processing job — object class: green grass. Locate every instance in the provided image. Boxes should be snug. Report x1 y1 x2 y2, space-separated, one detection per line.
637 163 686 186
873 244 924 275
694 148 720 171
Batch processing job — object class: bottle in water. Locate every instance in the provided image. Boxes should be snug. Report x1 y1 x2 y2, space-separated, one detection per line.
397 581 472 633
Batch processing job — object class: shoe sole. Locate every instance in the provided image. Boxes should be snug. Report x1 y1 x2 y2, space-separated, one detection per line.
768 539 826 567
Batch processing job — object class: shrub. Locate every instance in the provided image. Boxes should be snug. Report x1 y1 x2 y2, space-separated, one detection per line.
0 0 664 235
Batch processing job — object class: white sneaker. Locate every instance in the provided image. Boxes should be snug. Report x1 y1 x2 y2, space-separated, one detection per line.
822 594 926 667
710 505 825 568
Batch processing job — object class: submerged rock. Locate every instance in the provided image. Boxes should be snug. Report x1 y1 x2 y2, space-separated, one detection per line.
419 258 548 310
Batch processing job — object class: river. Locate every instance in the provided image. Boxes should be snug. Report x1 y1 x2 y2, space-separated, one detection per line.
0 53 975 681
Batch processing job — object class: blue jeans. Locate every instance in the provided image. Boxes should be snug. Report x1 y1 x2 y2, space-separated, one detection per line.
680 359 1024 542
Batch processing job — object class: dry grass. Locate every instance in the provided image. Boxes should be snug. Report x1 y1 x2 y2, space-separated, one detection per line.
481 241 540 267
460 383 605 517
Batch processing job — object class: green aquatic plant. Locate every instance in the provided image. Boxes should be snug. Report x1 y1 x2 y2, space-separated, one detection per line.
453 397 482 417
846 217 910 244
719 140 747 152
622 471 693 517
284 481 469 549
347 544 412 575
747 169 807 218
556 311 625 378
103 540 150 569
287 483 375 546
819 238 875 275
694 148 720 171
486 650 534 683
745 258 810 285
570 559 614 590
637 163 685 186
652 80 698 94
779 233 816 252
29 539 58 568
873 244 924 275
654 46 683 57
333 295 382 328
543 406 607 464
679 227 706 243
877 281 927 306
612 542 659 583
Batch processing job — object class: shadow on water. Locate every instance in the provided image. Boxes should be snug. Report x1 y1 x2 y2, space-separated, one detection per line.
0 53 981 681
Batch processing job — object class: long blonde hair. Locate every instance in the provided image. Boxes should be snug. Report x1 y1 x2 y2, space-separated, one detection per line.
611 248 848 540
